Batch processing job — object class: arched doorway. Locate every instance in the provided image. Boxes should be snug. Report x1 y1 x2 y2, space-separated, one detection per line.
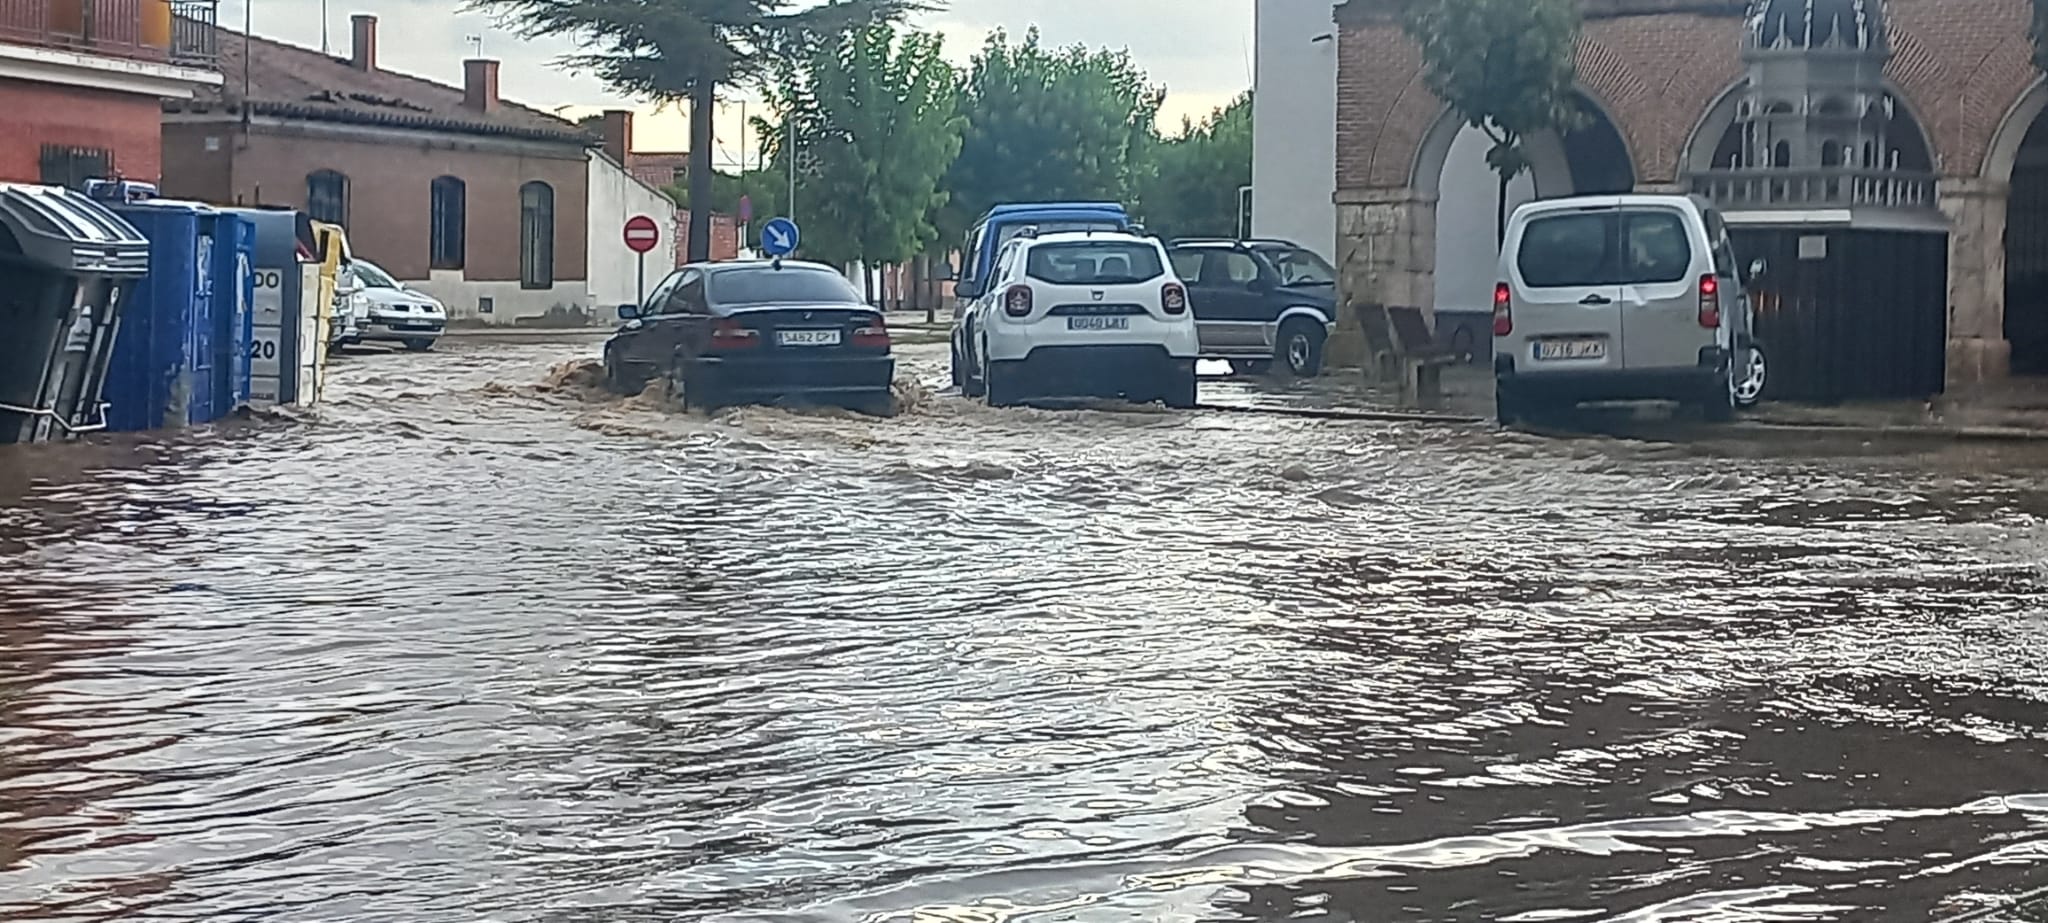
1424 92 1636 358
2005 97 2048 374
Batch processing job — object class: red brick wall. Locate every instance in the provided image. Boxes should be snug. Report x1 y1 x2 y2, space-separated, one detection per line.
162 121 589 283
675 209 740 263
0 79 162 184
1334 0 2042 190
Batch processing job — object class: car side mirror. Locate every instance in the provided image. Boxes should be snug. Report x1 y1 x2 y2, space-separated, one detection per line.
1748 258 1768 281
952 280 975 299
617 304 640 320
933 262 957 282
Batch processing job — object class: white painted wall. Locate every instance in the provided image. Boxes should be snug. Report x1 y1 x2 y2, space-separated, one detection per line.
588 153 680 310
416 274 595 325
1251 0 1338 262
1433 124 1536 317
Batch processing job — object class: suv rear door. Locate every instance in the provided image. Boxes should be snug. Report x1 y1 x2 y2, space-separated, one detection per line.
1184 247 1272 352
1510 207 1623 370
1615 207 1710 371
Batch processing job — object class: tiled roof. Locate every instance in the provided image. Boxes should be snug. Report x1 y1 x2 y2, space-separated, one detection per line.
167 27 590 144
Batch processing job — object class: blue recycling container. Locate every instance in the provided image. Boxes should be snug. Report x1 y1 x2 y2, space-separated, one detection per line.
105 200 219 431
210 212 255 416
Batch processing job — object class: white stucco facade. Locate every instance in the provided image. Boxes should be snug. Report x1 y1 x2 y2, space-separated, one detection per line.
1250 0 1339 261
1434 125 1537 318
588 152 679 310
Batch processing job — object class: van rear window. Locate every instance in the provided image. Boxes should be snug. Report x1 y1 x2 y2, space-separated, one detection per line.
1517 210 1694 287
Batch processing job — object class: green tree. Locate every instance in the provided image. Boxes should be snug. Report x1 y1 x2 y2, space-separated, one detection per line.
786 24 964 277
471 0 929 262
1136 91 1251 240
940 29 1164 248
1400 0 1581 243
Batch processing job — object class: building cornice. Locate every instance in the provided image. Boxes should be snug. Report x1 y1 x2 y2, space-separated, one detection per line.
0 41 221 98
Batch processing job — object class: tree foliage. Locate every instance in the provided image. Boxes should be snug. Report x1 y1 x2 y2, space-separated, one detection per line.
938 29 1164 246
1399 0 1581 241
468 0 928 261
783 24 964 266
1136 92 1252 240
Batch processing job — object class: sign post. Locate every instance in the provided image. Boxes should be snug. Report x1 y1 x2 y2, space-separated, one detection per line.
737 195 753 256
623 214 661 305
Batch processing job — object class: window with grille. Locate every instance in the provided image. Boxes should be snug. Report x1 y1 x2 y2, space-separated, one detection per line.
430 176 466 270
306 170 349 227
519 181 554 290
39 145 111 189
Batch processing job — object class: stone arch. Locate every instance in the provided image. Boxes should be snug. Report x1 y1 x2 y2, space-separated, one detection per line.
1682 77 1937 175
1407 88 1637 198
1981 75 2048 184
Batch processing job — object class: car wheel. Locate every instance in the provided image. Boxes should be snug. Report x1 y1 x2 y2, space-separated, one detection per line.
983 353 1025 408
1277 319 1326 377
1164 366 1198 409
950 340 967 390
1229 359 1272 377
680 366 724 414
403 338 435 352
1703 356 1738 423
962 338 987 398
1734 342 1768 409
1496 381 1523 427
850 392 896 417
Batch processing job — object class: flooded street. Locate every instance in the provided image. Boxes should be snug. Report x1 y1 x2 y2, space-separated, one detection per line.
3 334 2047 921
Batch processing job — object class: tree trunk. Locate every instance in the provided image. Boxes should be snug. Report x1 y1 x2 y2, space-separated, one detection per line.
687 81 716 263
1495 170 1509 248
914 253 933 324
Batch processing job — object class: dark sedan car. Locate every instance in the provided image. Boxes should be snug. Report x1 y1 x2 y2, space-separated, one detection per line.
601 261 895 415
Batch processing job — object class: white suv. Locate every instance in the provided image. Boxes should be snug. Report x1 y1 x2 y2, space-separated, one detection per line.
951 231 1199 408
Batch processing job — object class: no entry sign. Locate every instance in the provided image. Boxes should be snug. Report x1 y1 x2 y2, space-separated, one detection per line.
623 215 661 254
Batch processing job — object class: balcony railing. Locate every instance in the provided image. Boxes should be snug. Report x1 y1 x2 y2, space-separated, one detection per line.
0 0 216 65
1690 167 1938 211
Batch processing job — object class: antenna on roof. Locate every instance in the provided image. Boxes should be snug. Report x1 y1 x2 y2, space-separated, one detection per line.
466 34 483 57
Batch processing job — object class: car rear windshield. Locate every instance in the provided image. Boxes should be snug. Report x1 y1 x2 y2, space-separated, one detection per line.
1517 209 1694 287
708 267 863 306
1024 242 1165 285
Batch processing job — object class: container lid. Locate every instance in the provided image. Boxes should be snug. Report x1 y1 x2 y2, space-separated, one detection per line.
0 183 150 276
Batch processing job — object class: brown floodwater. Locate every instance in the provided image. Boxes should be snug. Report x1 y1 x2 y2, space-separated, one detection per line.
1 334 2045 922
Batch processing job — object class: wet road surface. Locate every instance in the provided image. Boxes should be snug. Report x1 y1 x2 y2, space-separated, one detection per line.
2 335 2046 921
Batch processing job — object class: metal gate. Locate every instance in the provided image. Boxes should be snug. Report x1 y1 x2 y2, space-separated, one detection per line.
1730 227 1947 401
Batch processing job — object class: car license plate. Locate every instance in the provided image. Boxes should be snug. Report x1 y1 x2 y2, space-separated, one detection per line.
778 328 842 347
1534 338 1606 360
1067 316 1129 331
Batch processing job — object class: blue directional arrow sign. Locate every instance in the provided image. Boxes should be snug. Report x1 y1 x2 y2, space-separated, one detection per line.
761 217 800 257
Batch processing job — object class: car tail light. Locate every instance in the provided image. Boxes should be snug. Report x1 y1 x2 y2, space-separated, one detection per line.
853 314 889 348
1698 274 1721 328
1162 282 1187 315
709 318 760 349
1492 282 1512 336
1003 285 1032 317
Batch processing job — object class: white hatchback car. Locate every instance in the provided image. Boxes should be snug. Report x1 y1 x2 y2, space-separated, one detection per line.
951 231 1200 408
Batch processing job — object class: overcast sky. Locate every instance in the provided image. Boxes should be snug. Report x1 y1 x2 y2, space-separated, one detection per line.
222 0 1251 165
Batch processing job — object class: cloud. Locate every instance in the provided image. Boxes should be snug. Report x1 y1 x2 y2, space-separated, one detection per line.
219 0 1251 154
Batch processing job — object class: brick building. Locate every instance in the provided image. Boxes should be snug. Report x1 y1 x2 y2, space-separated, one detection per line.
1307 0 2048 393
0 0 219 186
159 14 594 323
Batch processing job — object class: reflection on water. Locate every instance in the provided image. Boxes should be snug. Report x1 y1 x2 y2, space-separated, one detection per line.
1 335 2045 921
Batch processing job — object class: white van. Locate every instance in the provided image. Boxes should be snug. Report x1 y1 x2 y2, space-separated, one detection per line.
1491 194 1766 423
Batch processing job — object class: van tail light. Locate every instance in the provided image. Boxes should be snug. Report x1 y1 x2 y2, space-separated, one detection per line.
1003 285 1033 317
1698 274 1721 328
1162 282 1188 315
709 318 760 350
1491 282 1513 336
853 314 890 348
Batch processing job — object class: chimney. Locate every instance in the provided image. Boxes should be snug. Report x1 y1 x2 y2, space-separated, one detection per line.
599 109 633 159
463 59 500 113
349 14 377 71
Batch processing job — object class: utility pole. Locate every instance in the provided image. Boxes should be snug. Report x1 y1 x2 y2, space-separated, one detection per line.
786 107 796 224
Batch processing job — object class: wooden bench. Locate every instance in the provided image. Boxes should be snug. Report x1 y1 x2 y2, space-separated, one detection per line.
1385 306 1457 407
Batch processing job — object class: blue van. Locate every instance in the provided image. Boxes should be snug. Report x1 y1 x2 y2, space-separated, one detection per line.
950 202 1132 305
